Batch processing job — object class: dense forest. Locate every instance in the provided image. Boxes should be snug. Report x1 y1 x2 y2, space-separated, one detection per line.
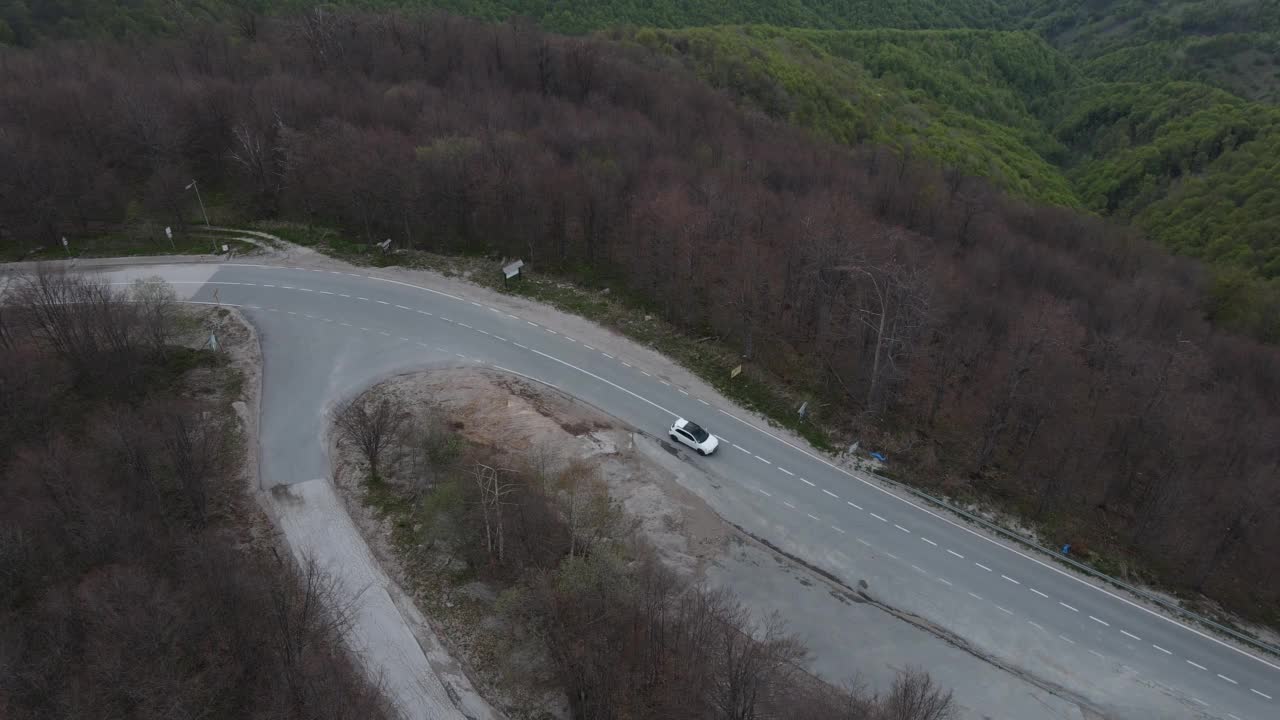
0 271 394 719
2 11 1278 627
3 0 1278 342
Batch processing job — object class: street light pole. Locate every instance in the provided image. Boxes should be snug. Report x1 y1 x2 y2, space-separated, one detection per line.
185 179 210 227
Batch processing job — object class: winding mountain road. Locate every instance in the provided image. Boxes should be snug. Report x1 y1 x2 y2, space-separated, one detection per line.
84 257 1278 720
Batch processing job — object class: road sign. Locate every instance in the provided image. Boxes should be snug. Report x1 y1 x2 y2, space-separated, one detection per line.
798 401 808 419
730 365 742 378
165 226 172 239
503 259 524 279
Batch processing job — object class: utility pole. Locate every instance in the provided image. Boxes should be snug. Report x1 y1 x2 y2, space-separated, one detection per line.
185 176 209 226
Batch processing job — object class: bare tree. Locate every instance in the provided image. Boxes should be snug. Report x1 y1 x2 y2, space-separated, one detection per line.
334 396 405 480
471 462 517 565
130 276 178 357
709 608 808 720
878 666 956 720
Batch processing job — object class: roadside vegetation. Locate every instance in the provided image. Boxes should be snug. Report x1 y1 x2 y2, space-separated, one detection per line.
4 9 1279 631
336 386 959 719
0 270 393 720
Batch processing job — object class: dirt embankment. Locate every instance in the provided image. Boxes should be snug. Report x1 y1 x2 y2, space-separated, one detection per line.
331 367 735 718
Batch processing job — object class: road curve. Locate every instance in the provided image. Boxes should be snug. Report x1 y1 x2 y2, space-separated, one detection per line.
89 260 1278 720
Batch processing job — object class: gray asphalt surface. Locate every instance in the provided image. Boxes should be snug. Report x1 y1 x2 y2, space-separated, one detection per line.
93 261 1279 720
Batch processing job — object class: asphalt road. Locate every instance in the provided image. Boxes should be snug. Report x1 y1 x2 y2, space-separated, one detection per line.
96 260 1279 720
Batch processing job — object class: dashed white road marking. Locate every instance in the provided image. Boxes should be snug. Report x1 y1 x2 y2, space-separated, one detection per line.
1090 616 1110 627
755 455 771 465
641 371 652 376
339 293 351 298
968 592 983 601
1002 575 1021 585
707 401 1280 675
870 513 888 522
584 344 596 350
659 380 670 386
376 300 390 305
489 307 502 314
514 342 528 349
1251 688 1271 699
1028 621 1045 631
506 314 519 320
1030 588 1049 599
996 605 1014 615
975 563 992 572
395 304 410 310
1152 644 1171 655
469 301 481 307
823 489 839 498
1228 713 1243 720
477 329 490 336
831 525 846 534
857 538 871 547
801 478 815 487
697 398 709 405
1190 697 1208 707
1059 634 1076 644
895 524 911 533
783 502 796 509
317 290 334 295
921 537 938 546
455 353 467 359
885 552 899 560
440 316 452 322
457 322 472 329
947 549 964 559
733 444 751 454
604 353 616 360
356 297 369 301
1186 660 1207 671
847 501 863 510
526 321 538 327
1217 674 1238 685
545 328 558 335
755 488 772 498
399 337 410 342
807 513 820 521
677 388 689 395
911 565 926 574
1090 650 1105 659
494 336 507 342
938 578 953 587
779 467 795 476
1120 630 1141 641
1060 602 1079 613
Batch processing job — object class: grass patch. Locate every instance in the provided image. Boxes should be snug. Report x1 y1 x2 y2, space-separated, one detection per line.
2 228 255 262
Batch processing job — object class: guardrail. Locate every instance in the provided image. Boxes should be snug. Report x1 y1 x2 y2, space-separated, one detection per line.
852 462 1280 659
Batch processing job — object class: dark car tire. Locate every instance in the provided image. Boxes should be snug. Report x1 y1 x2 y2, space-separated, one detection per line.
698 448 707 456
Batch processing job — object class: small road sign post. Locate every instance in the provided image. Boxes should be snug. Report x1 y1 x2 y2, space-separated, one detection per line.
730 365 743 379
502 259 524 287
165 226 175 250
61 237 69 256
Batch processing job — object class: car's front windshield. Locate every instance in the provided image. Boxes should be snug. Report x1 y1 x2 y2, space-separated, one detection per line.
686 423 709 442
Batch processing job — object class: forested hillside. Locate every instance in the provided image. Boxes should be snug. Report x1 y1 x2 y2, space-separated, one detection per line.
4 11 1280 627
624 26 1080 206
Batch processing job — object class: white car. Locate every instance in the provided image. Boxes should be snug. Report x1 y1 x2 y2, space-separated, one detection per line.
669 418 719 455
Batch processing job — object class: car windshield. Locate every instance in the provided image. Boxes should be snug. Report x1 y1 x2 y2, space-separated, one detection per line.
685 422 709 442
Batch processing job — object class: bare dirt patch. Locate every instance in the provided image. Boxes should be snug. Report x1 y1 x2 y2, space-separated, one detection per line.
331 367 737 718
